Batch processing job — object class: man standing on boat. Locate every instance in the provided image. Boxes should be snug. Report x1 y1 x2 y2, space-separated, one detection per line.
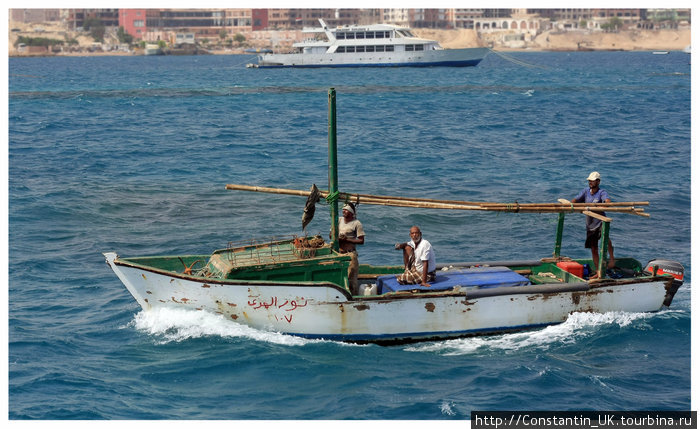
572 171 615 277
395 226 436 287
338 203 364 295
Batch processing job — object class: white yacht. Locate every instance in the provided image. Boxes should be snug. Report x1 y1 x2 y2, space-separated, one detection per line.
257 19 489 68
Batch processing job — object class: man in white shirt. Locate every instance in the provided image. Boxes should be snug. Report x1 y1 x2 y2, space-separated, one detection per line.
395 226 436 287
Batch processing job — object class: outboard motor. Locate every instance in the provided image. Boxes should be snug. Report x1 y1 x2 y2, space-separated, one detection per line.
644 259 685 307
644 259 684 286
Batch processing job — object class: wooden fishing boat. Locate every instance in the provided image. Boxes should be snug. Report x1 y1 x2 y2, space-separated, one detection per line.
105 89 684 345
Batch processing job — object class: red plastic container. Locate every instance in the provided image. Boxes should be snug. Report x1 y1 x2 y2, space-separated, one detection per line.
557 261 584 278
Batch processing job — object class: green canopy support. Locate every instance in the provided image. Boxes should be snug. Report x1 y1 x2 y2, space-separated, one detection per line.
554 212 565 257
328 88 340 252
597 220 611 279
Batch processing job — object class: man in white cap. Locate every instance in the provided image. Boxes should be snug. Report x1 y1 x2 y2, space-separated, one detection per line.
338 202 364 294
571 171 615 277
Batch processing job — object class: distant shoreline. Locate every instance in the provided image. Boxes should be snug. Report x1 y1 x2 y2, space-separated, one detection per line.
8 47 690 59
9 28 690 58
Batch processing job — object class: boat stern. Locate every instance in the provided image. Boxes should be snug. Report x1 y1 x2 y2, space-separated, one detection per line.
644 259 685 307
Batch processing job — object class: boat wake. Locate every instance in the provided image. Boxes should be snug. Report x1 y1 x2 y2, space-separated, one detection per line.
125 306 684 349
405 310 682 355
127 307 321 346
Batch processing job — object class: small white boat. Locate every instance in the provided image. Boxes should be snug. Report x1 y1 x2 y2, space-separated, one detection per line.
144 43 163 56
652 51 670 55
257 19 489 68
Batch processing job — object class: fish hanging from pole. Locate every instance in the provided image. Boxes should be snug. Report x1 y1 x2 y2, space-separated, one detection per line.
302 184 321 231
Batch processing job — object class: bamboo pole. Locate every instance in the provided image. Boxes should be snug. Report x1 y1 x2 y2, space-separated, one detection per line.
225 183 649 216
582 210 613 223
556 198 648 207
224 184 647 211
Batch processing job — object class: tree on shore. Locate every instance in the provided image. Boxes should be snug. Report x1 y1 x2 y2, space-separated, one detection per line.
601 17 623 32
14 36 63 48
83 17 106 42
117 27 134 45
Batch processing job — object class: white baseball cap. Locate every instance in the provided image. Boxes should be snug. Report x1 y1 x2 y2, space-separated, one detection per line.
587 171 601 181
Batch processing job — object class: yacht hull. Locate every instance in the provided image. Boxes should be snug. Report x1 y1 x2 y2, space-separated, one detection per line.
258 47 489 68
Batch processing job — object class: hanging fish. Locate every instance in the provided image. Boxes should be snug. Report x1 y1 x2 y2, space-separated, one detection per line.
302 184 321 231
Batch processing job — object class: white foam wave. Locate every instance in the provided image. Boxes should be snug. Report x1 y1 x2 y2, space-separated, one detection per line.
405 310 671 355
440 400 457 416
127 307 320 346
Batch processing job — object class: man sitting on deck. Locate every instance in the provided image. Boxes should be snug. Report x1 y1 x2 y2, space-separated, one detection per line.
395 226 436 287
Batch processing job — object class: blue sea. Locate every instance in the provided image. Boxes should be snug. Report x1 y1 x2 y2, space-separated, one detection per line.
8 52 692 421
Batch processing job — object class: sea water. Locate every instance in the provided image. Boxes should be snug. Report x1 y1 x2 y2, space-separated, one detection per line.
8 52 691 419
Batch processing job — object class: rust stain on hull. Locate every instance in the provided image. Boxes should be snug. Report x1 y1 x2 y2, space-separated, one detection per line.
354 304 370 311
425 302 435 312
571 292 582 305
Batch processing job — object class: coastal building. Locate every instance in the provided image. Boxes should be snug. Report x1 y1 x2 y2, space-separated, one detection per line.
251 9 268 31
263 9 380 29
382 8 410 26
593 8 643 23
408 9 451 28
452 9 485 29
67 9 119 29
10 9 61 23
642 9 691 29
472 9 539 31
118 8 252 42
119 9 146 40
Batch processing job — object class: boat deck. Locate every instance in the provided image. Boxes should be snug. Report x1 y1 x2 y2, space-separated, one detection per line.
377 266 531 294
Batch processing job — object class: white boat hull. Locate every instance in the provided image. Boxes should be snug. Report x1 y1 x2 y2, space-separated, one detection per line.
258 47 489 68
105 252 671 344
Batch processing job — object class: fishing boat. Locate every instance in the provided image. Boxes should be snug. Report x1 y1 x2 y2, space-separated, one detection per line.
143 43 163 56
255 19 489 68
105 89 684 345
